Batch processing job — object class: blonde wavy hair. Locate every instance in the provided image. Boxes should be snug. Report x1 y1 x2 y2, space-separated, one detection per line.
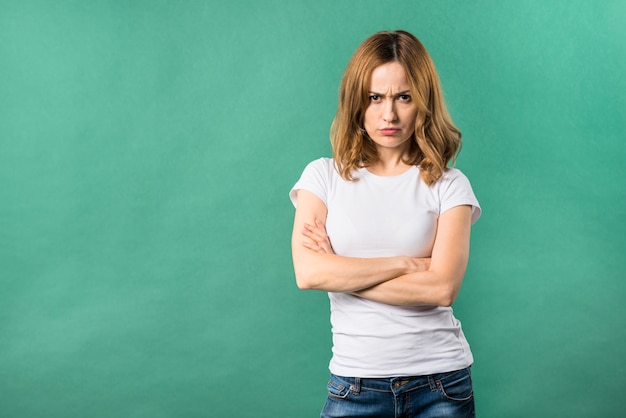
331 30 461 186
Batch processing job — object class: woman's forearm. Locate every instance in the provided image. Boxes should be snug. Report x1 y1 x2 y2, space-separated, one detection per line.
292 246 425 292
353 206 473 307
291 190 428 292
297 204 473 307
353 269 461 307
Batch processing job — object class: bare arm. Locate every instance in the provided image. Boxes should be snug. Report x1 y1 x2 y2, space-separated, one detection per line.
291 190 427 292
354 205 474 307
302 204 473 306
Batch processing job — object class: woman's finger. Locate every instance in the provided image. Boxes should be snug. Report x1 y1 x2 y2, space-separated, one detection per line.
302 239 325 254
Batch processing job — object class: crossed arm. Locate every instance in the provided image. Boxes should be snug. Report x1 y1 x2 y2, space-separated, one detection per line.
291 189 473 307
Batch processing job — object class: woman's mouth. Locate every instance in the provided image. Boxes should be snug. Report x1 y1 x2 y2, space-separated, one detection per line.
379 128 400 135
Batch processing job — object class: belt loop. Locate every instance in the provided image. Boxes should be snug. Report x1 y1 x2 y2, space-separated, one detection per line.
427 375 437 392
351 377 361 394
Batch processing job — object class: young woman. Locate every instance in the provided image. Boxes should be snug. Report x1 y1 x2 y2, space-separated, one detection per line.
290 30 481 418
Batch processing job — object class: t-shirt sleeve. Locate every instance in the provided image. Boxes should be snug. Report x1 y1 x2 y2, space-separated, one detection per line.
439 169 482 224
289 158 330 208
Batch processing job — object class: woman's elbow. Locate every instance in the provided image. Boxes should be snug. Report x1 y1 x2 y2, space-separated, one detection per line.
293 267 318 290
436 282 461 307
292 252 331 290
292 249 324 290
295 275 314 290
438 294 456 308
428 265 466 307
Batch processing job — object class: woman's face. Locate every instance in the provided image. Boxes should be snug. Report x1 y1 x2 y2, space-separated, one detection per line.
363 62 418 154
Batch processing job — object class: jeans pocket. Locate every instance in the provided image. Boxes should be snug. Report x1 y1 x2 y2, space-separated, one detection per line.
436 368 474 403
326 375 353 400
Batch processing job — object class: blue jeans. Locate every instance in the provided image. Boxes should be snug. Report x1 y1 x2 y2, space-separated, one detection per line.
320 367 475 418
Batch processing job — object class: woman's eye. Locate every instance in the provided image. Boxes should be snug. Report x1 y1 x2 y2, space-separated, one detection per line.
369 95 381 102
399 95 411 101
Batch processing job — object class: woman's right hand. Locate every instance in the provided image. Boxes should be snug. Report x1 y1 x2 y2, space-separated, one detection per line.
301 218 335 254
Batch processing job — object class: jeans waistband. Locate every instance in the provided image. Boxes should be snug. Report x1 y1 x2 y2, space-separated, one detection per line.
331 367 471 394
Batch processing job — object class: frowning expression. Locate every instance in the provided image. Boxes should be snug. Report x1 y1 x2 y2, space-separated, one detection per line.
363 62 418 153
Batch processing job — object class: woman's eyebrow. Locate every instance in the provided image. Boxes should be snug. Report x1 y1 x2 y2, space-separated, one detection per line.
368 90 411 97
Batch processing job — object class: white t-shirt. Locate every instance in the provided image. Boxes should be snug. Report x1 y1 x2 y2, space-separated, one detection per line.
290 157 481 377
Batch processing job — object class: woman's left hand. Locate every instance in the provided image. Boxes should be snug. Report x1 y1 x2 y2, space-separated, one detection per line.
301 219 335 254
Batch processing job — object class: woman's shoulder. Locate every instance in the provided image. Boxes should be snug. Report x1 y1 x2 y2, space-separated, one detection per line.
426 167 476 196
438 167 472 184
305 157 334 169
290 158 337 206
301 157 338 177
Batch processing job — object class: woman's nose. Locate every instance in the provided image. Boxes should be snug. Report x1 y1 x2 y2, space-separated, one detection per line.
383 102 397 122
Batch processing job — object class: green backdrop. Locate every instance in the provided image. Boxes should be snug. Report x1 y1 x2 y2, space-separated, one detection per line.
1 1 625 417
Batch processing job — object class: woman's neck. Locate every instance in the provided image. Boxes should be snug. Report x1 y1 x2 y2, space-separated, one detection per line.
367 146 412 176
